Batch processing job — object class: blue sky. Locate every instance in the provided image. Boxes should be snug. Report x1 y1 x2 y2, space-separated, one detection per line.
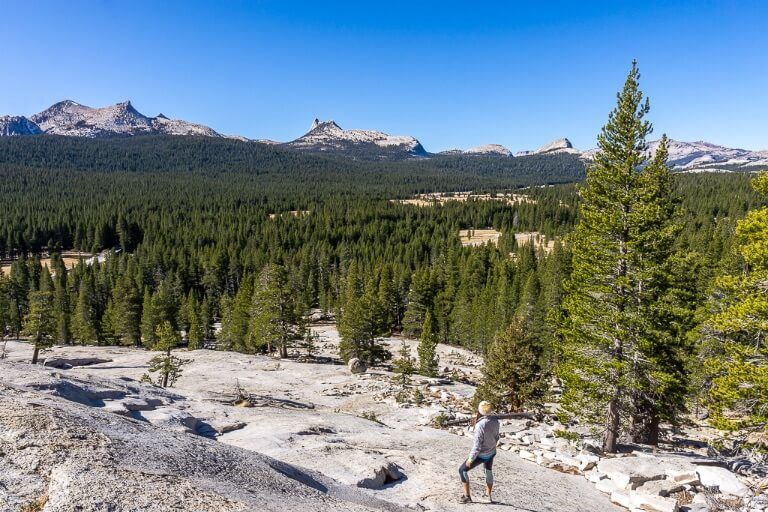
1 1 766 151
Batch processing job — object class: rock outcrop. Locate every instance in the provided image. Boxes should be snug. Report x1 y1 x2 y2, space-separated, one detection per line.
0 362 398 512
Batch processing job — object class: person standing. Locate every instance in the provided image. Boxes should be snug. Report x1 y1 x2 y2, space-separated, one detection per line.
459 401 500 503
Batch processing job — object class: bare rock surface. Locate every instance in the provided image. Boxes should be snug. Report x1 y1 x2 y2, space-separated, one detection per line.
1 332 622 511
0 379 390 511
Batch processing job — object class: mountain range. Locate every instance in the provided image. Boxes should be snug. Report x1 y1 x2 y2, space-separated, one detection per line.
1 99 765 171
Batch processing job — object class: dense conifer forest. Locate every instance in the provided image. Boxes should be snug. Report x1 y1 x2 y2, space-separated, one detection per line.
0 100 765 448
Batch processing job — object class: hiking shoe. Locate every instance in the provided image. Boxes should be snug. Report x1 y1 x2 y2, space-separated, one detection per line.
459 495 472 504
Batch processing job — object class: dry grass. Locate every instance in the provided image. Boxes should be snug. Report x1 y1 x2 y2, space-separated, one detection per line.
1 252 92 275
514 232 556 254
458 229 502 247
457 229 557 253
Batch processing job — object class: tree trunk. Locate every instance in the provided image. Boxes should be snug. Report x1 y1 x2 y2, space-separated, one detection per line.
279 343 288 359
631 406 659 445
604 393 620 453
31 344 40 365
162 346 171 388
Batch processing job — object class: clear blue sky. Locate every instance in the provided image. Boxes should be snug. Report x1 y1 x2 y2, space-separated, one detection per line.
1 1 766 151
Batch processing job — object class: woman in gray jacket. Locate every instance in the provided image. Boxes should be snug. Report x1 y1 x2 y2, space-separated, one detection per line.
459 401 500 503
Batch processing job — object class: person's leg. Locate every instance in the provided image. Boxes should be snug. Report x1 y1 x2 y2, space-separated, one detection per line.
458 459 483 501
483 456 495 502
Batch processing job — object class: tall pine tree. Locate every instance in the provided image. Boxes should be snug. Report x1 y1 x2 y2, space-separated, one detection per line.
558 62 687 451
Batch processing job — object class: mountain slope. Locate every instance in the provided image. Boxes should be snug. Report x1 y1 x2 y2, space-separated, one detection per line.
516 138 578 156
285 119 427 159
647 139 768 171
581 139 768 171
0 116 42 136
439 144 512 157
4 99 228 139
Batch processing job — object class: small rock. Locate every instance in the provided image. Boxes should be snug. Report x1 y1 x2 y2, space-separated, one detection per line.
348 358 367 374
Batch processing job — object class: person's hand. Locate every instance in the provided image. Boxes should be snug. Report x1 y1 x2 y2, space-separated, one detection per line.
466 458 473 467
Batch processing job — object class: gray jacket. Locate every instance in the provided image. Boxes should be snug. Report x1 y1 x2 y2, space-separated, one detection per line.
469 415 500 461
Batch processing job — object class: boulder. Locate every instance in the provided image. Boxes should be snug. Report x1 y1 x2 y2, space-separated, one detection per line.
610 490 635 509
696 465 750 497
634 479 684 497
577 453 601 471
355 462 404 489
612 490 679 512
632 493 679 512
348 358 367 374
598 457 667 489
518 449 536 462
43 356 112 369
585 469 607 483
665 468 699 485
596 478 623 494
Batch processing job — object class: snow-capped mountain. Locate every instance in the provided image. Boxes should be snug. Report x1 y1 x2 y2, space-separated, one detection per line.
438 144 512 157
151 113 221 137
1 100 227 139
581 139 768 171
286 119 427 158
515 138 579 157
0 116 42 136
31 100 154 137
646 139 768 171
466 144 512 156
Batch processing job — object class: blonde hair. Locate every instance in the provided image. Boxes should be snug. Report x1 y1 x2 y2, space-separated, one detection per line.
478 401 493 416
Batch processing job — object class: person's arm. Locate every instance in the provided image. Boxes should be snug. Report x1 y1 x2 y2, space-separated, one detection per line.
467 420 485 464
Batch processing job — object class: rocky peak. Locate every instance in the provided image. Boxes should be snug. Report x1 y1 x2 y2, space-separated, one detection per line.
0 116 42 136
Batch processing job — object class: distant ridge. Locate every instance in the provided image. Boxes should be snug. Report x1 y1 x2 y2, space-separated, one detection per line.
2 100 229 140
284 118 427 159
0 101 764 169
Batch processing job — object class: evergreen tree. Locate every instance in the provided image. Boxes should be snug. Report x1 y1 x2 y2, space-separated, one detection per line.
475 316 545 413
0 273 11 338
142 321 187 388
339 266 390 364
110 274 141 346
702 171 768 431
247 264 301 357
377 264 400 333
218 277 253 351
51 260 70 344
393 341 415 386
402 268 435 337
417 311 439 377
22 290 56 364
187 296 204 350
71 276 99 344
140 288 158 347
558 62 686 451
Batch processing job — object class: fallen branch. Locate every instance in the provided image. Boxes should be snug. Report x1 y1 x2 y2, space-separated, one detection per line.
441 412 539 427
